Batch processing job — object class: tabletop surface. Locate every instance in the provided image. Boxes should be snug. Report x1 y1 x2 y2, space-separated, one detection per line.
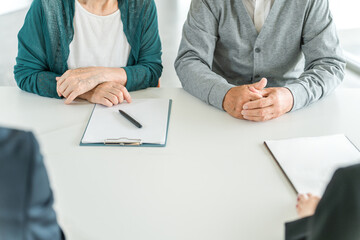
1 87 360 240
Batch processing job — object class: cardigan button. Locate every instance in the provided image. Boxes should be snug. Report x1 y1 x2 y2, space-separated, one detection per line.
255 48 261 53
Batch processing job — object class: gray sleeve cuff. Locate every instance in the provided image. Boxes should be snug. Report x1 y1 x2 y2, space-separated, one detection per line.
285 83 309 112
208 81 235 110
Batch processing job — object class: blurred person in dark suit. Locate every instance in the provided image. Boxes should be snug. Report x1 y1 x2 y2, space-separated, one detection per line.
286 164 360 240
0 127 64 240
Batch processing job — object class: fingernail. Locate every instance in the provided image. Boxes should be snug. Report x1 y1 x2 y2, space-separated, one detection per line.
243 105 248 110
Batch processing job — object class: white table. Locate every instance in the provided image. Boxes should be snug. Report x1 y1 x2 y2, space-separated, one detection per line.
1 87 360 240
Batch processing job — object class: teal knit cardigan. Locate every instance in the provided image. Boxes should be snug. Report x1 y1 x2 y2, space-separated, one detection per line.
14 0 163 98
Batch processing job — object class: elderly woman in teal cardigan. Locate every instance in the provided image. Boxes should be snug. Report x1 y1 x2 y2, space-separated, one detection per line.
14 0 162 107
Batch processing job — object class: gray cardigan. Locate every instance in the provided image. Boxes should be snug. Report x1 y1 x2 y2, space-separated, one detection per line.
175 0 346 111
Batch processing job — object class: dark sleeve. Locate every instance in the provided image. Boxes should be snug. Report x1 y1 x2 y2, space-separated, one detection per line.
309 166 360 240
25 132 64 240
285 216 312 240
123 0 163 91
14 0 61 98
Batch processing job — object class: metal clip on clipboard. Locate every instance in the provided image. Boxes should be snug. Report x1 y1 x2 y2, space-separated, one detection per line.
104 138 142 146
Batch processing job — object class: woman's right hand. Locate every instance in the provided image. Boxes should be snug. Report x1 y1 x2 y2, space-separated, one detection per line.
79 81 132 107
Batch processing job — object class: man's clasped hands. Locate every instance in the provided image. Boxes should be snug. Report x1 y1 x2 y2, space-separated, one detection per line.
223 78 294 122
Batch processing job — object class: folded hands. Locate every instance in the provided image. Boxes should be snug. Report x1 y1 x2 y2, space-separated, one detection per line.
223 78 294 122
56 67 131 106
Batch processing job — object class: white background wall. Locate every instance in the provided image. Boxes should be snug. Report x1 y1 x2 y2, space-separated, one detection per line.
0 0 31 15
329 0 360 30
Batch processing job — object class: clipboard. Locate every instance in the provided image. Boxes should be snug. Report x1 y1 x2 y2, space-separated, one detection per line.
265 134 360 196
80 99 172 147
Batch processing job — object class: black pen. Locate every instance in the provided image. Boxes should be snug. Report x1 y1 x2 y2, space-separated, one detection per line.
118 110 142 128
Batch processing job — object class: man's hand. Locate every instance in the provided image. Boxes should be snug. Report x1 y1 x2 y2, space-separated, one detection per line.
78 81 132 107
223 78 267 119
56 67 127 104
241 87 294 122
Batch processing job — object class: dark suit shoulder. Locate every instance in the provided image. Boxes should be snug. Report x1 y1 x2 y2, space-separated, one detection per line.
0 127 37 165
336 163 360 175
0 127 30 142
333 164 360 185
332 164 360 198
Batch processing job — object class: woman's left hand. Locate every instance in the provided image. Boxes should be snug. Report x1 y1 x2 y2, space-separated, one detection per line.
56 67 127 104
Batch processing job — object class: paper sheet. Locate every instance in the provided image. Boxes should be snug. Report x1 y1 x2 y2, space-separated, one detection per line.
82 99 170 145
265 134 360 196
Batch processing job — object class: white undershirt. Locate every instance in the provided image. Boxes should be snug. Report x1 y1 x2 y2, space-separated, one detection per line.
67 0 131 69
242 0 275 33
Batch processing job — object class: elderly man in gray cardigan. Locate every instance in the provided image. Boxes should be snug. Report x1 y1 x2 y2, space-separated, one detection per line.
175 0 346 122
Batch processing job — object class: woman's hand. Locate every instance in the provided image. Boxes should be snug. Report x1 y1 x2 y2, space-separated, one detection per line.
78 81 132 107
56 67 127 104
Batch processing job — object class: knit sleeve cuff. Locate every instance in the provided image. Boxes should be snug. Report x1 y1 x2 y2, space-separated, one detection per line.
123 67 135 92
208 81 235 111
285 83 309 112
